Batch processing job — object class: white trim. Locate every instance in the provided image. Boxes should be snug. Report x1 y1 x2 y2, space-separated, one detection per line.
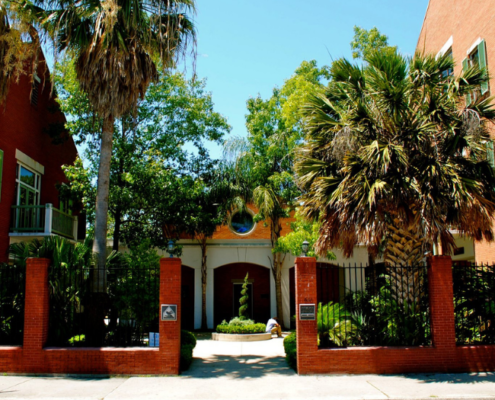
437 36 453 59
15 149 44 175
467 37 483 56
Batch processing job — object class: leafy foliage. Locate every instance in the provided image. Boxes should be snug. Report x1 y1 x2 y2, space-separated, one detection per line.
0 263 25 345
350 26 397 60
216 323 266 334
283 331 297 371
239 273 249 320
180 330 197 371
296 50 495 258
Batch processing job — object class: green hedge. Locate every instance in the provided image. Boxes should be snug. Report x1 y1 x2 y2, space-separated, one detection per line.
180 330 197 371
283 331 297 371
216 323 266 334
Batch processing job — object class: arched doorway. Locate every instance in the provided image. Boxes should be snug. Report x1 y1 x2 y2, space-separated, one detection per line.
214 263 270 326
181 265 195 331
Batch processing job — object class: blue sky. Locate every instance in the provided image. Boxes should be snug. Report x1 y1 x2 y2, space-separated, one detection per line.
192 0 430 159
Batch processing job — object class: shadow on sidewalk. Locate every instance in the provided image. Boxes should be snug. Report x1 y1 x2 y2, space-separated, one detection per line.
182 355 295 379
397 372 495 384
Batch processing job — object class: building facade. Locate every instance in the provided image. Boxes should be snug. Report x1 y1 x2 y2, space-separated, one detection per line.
417 0 495 264
0 56 80 263
157 205 371 329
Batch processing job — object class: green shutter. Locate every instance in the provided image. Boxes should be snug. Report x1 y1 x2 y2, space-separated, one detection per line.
462 58 472 105
0 149 3 202
478 39 489 95
487 141 495 168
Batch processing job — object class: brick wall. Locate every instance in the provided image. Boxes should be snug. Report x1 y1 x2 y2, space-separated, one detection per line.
0 257 182 375
0 56 78 262
295 256 495 375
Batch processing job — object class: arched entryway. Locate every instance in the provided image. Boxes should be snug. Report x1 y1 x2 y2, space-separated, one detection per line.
214 263 270 326
181 265 195 331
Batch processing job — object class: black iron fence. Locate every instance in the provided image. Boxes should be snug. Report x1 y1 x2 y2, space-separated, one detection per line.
48 264 160 347
316 263 431 348
0 263 26 346
453 262 495 345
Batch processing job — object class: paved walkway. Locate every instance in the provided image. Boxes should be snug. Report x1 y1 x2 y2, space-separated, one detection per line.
1 335 495 399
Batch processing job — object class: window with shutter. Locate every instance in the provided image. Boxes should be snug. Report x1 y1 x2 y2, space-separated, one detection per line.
462 58 472 105
486 141 494 169
478 39 489 95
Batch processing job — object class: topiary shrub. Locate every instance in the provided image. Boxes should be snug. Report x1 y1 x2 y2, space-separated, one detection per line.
239 273 250 320
180 330 197 371
283 331 297 371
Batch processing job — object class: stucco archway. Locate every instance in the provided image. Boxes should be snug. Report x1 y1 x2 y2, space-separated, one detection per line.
213 263 271 326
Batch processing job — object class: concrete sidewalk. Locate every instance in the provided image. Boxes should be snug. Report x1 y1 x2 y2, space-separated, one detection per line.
1 336 494 400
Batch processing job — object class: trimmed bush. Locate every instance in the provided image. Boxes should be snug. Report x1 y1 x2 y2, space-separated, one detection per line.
283 331 297 371
180 330 197 371
216 323 266 334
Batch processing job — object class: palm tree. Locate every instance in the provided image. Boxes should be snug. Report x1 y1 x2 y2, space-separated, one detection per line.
295 50 495 261
24 0 196 284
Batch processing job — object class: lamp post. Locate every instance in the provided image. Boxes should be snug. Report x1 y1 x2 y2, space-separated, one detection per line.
167 240 175 258
302 240 309 257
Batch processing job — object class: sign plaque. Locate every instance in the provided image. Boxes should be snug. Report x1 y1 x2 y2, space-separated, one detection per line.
161 304 177 321
299 304 316 320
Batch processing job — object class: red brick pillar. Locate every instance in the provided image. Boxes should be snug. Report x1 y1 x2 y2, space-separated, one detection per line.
23 258 50 372
295 257 318 375
428 256 456 361
159 257 182 375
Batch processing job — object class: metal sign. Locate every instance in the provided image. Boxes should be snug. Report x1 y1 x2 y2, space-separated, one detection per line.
161 304 177 321
149 332 159 347
299 304 316 320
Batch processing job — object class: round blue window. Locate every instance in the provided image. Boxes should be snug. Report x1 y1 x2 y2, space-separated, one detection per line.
231 211 255 234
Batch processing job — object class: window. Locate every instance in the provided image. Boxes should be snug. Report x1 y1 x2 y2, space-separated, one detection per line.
441 48 454 79
230 210 255 235
462 39 489 104
15 164 41 206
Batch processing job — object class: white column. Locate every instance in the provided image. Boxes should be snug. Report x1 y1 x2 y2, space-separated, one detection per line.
44 204 53 235
206 267 215 329
194 267 202 329
282 265 291 329
270 266 276 318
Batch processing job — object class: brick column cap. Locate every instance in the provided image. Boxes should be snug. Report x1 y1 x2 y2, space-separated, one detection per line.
295 256 317 263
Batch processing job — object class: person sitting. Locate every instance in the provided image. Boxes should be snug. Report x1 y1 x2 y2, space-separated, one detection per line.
266 317 282 338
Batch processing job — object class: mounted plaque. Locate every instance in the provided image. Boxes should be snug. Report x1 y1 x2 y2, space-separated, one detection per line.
299 304 316 320
161 304 177 321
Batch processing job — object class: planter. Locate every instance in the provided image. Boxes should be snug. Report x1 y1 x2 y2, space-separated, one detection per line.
212 332 272 342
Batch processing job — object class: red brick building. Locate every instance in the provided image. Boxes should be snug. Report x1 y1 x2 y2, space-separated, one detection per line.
0 55 80 263
417 0 495 263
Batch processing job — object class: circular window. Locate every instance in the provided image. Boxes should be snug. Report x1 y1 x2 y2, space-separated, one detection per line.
230 211 255 235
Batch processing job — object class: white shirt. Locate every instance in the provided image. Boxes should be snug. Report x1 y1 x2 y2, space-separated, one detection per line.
266 318 278 333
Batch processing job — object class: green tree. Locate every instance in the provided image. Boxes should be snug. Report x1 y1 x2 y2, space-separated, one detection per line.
54 57 230 251
350 26 397 60
274 210 335 260
226 60 329 326
295 50 495 261
26 0 196 284
239 273 249 320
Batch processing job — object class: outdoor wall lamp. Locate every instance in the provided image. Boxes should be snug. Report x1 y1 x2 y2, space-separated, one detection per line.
167 240 175 258
302 240 309 257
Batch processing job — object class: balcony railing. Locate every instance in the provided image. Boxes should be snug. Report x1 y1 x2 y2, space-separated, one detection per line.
10 204 78 240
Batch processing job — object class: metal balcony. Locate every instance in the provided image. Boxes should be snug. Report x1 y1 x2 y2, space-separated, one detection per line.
10 204 78 240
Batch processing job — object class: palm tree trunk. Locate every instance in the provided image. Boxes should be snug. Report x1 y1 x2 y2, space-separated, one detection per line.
200 238 208 330
92 115 114 288
87 115 113 346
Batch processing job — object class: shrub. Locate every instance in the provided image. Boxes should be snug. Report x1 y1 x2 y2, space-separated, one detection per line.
216 323 266 334
221 317 255 327
180 330 197 371
283 331 297 371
